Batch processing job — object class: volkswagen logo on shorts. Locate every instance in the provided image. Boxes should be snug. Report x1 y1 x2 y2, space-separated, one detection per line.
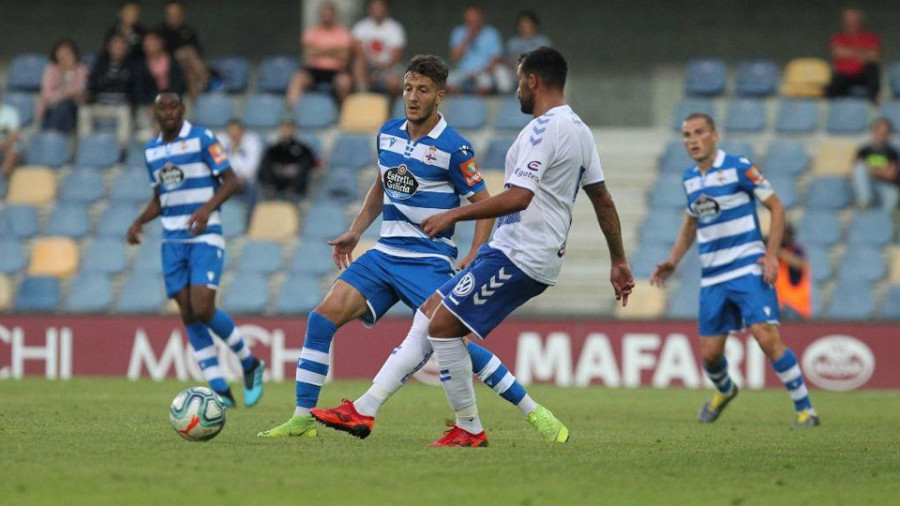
801 335 875 391
452 273 476 297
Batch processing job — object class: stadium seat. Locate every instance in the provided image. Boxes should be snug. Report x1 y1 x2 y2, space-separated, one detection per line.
889 62 900 98
28 237 79 277
847 211 893 247
812 141 856 176
6 167 56 205
683 59 727 97
220 200 248 239
827 280 875 320
242 94 285 129
44 204 91 239
96 203 141 239
247 201 298 240
3 91 34 126
116 272 165 313
826 98 869 134
302 203 347 239
807 247 833 283
724 98 765 133
109 169 152 203
340 93 389 133
210 56 250 93
781 58 830 98
444 96 487 130
14 276 61 311
881 101 900 132
481 171 506 195
236 240 283 274
192 93 233 129
296 133 323 159
615 280 665 319
671 98 715 131
293 92 338 129
0 274 11 311
6 53 49 92
767 175 798 209
719 140 755 160
494 95 531 131
222 273 269 314
837 247 885 283
630 244 672 279
74 133 120 168
660 140 695 173
329 133 374 170
353 238 379 257
65 273 112 313
735 59 778 97
391 97 405 119
132 239 163 274
319 167 359 202
805 176 852 210
25 130 70 167
639 210 684 249
274 273 322 314
0 204 39 239
289 240 335 276
666 280 699 319
257 55 298 94
0 239 26 274
775 99 819 133
362 215 383 240
482 137 515 170
58 169 105 203
880 285 900 319
765 140 809 176
81 238 128 275
797 210 842 247
648 173 687 209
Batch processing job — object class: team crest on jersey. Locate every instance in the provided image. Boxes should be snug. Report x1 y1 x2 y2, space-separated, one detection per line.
383 164 419 199
692 194 721 224
159 162 185 189
452 273 476 297
425 146 438 163
745 165 765 185
209 142 227 165
459 158 483 187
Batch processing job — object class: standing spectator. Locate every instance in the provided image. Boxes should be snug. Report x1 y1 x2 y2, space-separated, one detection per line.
852 118 899 213
105 1 145 62
825 7 881 102
774 223 812 320
351 0 406 96
258 119 318 200
447 4 508 94
0 88 22 179
157 1 209 98
287 3 353 107
219 119 264 209
80 34 138 145
39 39 88 133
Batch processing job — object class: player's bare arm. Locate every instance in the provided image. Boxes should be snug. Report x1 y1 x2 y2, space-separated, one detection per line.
330 172 385 270
758 194 785 284
187 167 239 236
650 214 697 287
583 181 634 306
127 186 162 245
421 186 532 238
458 188 494 269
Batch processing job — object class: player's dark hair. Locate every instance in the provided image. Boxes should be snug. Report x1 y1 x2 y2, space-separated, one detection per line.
406 55 449 90
49 38 81 64
518 46 567 90
685 112 716 131
156 88 183 103
517 10 540 27
873 117 894 132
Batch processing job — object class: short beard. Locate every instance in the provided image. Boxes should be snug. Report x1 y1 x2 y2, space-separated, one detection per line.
407 102 435 125
519 94 534 115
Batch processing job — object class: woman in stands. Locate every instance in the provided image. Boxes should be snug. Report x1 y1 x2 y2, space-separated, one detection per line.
38 39 88 133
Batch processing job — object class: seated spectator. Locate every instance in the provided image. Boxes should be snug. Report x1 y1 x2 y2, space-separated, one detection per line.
219 119 264 209
287 3 353 107
774 223 812 320
134 31 187 136
447 4 509 94
825 7 881 102
0 87 22 179
105 0 145 62
38 39 88 133
506 11 552 64
157 1 209 98
852 118 899 212
258 119 318 200
351 0 406 96
80 34 139 145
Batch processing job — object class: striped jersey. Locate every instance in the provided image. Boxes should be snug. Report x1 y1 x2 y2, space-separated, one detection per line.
682 149 775 287
144 121 230 248
375 115 486 263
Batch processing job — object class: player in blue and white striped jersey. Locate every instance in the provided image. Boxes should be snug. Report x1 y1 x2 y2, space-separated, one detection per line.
127 90 264 408
651 113 819 427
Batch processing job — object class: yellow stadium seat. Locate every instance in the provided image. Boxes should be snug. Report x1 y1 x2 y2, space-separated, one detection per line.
28 237 79 277
812 140 857 176
889 248 900 284
781 58 831 98
481 170 506 196
0 274 11 311
614 280 665 319
247 201 299 240
340 93 389 133
353 238 379 257
6 166 56 205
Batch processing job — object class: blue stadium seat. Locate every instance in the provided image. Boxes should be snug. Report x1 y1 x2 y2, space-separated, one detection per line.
660 140 695 173
807 247 833 283
767 175 798 209
0 175 4 198
25 130 70 167
445 96 487 130
14 276 60 311
289 240 335 276
775 99 819 134
765 140 808 177
735 59 778 97
881 101 900 131
724 98 766 132
302 203 348 239
236 240 283 274
116 272 165 313
362 215 382 239
132 239 163 274
847 211 893 247
3 91 34 126
805 177 852 210
296 133 323 160
670 98 715 131
221 200 248 239
482 137 515 170
677 247 702 284
880 285 900 319
320 167 359 202
630 244 672 278
81 239 128 275
391 98 405 119
837 247 885 283
110 169 152 203
826 98 869 134
639 210 684 249
666 280 699 319
294 92 338 130
0 239 26 274
6 53 48 92
797 210 842 247
684 58 727 97
242 94 285 129
649 173 688 209
74 133 120 168
210 56 250 93
275 272 322 314
97 203 140 239
889 62 900 98
222 273 269 314
329 133 373 170
494 96 531 131
59 170 106 203
65 273 112 313
125 139 146 170
827 280 875 320
192 93 233 129
257 55 298 94
719 140 755 160
44 204 91 239
0 205 39 239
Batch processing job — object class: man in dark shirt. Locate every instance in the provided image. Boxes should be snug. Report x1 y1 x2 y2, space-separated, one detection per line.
157 1 209 97
853 118 899 213
259 120 318 200
79 33 137 144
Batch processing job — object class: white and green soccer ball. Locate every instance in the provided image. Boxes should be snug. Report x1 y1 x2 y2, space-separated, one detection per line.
169 386 226 442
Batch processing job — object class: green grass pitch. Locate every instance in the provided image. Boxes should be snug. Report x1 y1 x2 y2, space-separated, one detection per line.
1 379 899 505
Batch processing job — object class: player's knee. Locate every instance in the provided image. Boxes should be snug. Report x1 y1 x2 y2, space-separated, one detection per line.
190 298 215 323
428 312 464 339
700 347 724 365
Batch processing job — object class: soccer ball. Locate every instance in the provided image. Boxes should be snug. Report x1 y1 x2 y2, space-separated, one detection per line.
169 386 226 441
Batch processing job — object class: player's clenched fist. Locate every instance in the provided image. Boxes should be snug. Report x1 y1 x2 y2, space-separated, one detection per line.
421 211 456 238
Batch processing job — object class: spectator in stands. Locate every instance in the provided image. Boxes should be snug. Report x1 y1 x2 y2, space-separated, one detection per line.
80 34 139 145
219 119 264 209
105 1 145 62
774 223 812 320
825 7 881 102
351 0 406 96
157 1 209 98
447 4 508 94
133 31 187 139
258 119 318 200
0 87 21 179
852 118 899 213
287 2 353 107
506 11 552 64
38 39 88 133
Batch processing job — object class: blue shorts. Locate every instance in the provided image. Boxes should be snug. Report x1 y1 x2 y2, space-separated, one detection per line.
698 274 780 336
161 241 225 297
438 245 548 339
338 249 455 326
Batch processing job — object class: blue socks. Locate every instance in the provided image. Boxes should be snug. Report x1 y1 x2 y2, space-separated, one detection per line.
467 341 536 417
295 311 337 415
185 322 229 394
771 348 813 412
205 309 255 372
703 357 734 394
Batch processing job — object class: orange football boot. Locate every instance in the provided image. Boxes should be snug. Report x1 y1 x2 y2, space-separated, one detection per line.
428 424 488 447
310 399 375 439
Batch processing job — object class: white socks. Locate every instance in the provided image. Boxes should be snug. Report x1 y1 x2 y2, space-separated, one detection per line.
429 336 482 434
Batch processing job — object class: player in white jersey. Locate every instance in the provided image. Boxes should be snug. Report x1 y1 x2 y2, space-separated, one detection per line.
419 47 634 447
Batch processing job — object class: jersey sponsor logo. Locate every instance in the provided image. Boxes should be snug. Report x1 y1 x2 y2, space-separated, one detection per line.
159 162 185 189
527 160 541 171
209 142 227 165
691 194 721 224
459 158 483 187
745 165 765 185
452 273 476 297
514 167 540 183
383 164 419 200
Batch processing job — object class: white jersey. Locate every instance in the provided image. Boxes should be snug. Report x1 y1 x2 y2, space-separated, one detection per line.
490 104 605 285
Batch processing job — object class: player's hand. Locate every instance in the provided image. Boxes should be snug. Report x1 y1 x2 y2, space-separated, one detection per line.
650 260 676 287
187 207 210 236
421 211 456 238
126 221 143 245
456 252 477 271
758 253 779 284
611 261 635 307
328 231 360 270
